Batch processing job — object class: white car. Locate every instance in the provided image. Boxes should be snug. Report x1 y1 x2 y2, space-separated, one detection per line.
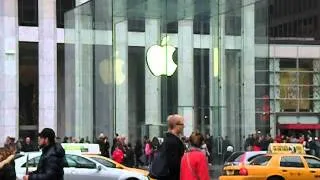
15 152 148 180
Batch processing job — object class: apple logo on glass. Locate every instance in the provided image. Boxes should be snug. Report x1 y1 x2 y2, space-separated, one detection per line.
146 36 177 76
99 51 125 85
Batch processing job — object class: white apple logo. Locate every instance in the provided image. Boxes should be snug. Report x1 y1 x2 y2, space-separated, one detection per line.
99 52 125 85
146 36 177 76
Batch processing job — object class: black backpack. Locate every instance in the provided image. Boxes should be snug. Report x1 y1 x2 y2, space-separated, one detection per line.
149 139 169 178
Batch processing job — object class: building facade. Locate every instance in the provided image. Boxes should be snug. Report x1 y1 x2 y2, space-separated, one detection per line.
0 0 319 150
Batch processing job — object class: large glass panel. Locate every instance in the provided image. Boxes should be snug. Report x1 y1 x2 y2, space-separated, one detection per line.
56 0 76 28
19 42 39 140
18 0 38 26
63 0 270 168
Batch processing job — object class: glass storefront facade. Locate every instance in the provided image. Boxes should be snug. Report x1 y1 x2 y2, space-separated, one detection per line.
63 0 269 150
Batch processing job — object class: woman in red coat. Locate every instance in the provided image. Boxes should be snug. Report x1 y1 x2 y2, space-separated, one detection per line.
112 142 125 164
180 132 210 180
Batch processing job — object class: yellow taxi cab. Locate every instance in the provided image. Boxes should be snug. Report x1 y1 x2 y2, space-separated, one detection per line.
220 143 320 180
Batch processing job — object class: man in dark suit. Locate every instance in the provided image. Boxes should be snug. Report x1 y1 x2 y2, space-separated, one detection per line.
160 114 185 180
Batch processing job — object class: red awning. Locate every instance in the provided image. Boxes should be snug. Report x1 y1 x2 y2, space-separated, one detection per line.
278 124 320 130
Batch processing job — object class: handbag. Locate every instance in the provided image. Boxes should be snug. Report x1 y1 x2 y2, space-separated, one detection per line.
149 141 170 178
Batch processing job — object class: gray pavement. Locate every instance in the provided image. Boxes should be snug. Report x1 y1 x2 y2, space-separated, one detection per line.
141 164 223 180
209 164 223 180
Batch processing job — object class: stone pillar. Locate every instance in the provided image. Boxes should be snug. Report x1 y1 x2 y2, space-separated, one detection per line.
218 0 228 138
178 17 194 137
73 0 94 140
38 0 57 132
269 58 280 136
114 0 129 138
242 0 256 137
313 60 320 112
209 0 220 137
0 0 19 141
64 9 76 137
145 0 162 139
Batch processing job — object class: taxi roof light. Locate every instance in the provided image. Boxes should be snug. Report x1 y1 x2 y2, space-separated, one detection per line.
268 143 305 154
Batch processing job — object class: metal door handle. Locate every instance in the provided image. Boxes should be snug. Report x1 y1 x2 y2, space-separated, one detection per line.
282 170 287 172
310 171 316 173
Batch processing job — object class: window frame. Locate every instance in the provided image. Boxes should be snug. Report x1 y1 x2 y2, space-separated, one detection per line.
65 154 97 169
89 156 116 168
280 156 305 168
249 155 272 166
304 156 320 169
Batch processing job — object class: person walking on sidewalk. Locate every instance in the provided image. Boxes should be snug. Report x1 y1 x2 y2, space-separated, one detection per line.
23 128 65 180
149 114 185 180
180 132 210 180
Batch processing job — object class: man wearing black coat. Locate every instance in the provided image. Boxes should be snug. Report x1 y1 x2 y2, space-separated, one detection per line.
23 128 65 180
159 114 185 180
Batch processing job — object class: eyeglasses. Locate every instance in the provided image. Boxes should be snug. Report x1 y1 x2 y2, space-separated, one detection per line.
176 123 184 126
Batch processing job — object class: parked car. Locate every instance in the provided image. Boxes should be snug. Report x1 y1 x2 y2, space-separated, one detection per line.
15 152 148 180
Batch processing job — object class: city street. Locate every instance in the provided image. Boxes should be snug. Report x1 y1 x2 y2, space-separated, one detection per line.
209 164 223 180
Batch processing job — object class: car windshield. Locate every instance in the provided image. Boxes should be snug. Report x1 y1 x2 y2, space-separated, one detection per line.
250 155 272 166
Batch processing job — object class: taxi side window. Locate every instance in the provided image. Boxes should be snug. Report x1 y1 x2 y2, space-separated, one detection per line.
21 156 41 167
304 157 320 168
90 157 116 168
250 155 271 166
66 155 97 169
280 156 304 168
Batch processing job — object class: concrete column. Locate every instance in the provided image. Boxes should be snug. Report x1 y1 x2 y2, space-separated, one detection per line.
64 10 76 137
38 0 57 132
114 21 129 137
178 18 194 137
145 0 162 139
241 0 256 137
114 0 129 138
270 58 280 136
210 0 221 138
73 0 94 140
313 60 320 112
219 0 228 138
0 0 19 141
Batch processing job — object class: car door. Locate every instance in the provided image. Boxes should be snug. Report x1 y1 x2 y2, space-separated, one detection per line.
64 154 119 180
304 156 320 180
279 156 311 180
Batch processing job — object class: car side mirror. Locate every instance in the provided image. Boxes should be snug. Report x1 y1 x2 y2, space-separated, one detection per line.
97 165 102 172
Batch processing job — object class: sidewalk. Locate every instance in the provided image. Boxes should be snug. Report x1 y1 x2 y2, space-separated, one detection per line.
139 164 223 179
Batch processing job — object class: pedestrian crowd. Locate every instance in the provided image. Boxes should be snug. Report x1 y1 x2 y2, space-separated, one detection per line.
1 114 212 180
5 114 320 180
243 131 320 158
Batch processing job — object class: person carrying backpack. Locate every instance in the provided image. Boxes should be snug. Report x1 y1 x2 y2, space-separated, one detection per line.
149 114 185 180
